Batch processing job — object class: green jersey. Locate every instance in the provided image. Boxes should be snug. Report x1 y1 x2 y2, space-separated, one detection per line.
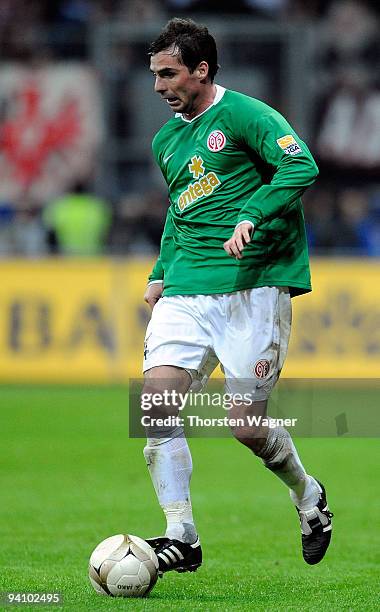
149 86 318 297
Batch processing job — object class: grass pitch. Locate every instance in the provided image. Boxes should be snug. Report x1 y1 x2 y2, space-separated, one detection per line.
1 385 379 611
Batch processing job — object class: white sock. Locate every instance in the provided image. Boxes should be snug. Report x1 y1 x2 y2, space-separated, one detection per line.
143 433 197 543
258 426 320 510
290 475 322 511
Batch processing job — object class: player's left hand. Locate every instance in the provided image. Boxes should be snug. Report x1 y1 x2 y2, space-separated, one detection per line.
223 222 254 259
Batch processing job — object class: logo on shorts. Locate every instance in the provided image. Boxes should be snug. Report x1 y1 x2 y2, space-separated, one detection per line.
254 359 270 379
143 335 151 360
276 134 302 156
207 130 226 152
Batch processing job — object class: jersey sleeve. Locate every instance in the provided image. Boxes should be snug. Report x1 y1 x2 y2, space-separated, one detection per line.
148 134 168 284
152 131 167 182
148 256 164 283
236 107 319 227
147 206 174 284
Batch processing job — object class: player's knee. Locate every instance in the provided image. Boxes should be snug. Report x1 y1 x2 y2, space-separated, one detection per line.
141 366 191 418
141 381 179 419
144 365 191 391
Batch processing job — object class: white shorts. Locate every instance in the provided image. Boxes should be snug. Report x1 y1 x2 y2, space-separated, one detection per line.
143 287 291 401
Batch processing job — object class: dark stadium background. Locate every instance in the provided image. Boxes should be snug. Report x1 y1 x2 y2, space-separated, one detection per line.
1 1 379 610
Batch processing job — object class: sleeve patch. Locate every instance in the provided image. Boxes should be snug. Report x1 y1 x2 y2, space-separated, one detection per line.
276 134 302 155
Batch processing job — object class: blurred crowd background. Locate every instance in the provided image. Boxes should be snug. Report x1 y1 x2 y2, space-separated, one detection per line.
1 0 380 258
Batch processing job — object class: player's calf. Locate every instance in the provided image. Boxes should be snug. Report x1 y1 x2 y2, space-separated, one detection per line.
229 399 269 454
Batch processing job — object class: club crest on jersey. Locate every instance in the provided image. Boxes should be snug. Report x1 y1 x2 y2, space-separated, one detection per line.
276 134 302 156
207 129 226 152
253 359 270 379
178 155 221 212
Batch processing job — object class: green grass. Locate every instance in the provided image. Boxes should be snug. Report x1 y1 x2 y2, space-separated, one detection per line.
1 386 379 611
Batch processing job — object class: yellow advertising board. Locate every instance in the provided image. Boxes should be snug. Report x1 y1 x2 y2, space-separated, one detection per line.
0 258 378 382
285 259 380 378
0 260 119 382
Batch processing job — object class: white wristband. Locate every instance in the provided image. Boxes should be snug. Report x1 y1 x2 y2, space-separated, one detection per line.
235 220 255 230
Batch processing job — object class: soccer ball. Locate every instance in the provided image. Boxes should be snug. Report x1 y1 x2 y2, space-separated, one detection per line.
89 534 159 598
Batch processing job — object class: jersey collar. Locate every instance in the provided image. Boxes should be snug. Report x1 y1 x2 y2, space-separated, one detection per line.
176 85 226 123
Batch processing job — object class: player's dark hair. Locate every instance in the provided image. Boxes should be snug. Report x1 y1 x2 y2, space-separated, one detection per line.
149 18 219 83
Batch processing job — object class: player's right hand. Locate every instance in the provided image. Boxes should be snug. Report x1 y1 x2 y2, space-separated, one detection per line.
223 222 254 260
144 282 163 310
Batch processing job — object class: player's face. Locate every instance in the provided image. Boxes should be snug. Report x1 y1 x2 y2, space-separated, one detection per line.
150 48 208 117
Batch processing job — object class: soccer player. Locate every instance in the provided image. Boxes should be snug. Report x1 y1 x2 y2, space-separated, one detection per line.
142 18 333 574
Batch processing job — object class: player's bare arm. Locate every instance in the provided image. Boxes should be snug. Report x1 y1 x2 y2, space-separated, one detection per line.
144 282 163 310
223 222 254 259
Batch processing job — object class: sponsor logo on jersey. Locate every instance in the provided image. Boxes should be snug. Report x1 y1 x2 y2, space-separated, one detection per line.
207 129 226 152
188 155 205 179
178 155 221 212
253 359 270 379
276 134 302 156
178 173 221 211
